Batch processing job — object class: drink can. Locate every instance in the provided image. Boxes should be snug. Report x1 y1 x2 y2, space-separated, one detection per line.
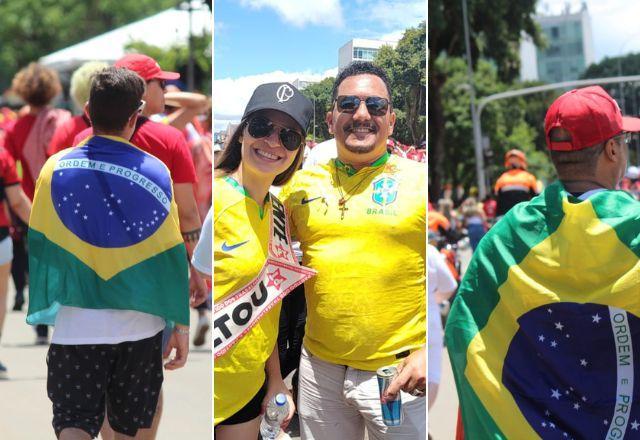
377 365 403 426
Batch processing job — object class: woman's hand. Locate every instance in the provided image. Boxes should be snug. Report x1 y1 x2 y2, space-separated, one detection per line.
261 378 296 431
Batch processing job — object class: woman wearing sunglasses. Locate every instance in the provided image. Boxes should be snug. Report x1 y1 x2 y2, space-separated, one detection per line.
213 82 314 439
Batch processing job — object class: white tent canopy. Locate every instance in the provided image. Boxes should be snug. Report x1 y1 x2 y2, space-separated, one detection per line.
40 7 211 72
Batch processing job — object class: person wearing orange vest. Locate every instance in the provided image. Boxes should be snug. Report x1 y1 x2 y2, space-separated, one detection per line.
494 149 538 216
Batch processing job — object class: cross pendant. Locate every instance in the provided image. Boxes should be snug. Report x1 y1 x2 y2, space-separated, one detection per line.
338 198 348 219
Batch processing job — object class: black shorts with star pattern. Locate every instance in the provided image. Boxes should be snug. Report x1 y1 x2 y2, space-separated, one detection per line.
47 331 164 438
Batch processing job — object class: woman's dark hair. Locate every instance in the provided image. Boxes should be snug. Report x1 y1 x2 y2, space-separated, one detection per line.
214 114 305 186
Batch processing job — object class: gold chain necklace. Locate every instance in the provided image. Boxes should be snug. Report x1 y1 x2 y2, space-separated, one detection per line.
334 166 379 219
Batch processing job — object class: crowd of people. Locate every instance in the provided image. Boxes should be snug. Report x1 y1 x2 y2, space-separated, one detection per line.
0 54 212 439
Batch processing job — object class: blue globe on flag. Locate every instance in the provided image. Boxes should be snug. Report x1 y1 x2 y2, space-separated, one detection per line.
503 302 640 439
50 144 173 248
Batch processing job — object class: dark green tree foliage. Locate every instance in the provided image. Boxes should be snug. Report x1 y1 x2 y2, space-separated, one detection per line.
126 32 212 94
375 22 426 146
0 0 177 89
428 0 540 197
438 57 554 195
581 53 640 116
300 77 335 142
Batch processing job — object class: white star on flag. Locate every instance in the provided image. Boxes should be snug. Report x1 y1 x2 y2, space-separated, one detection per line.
551 340 557 348
631 420 640 430
555 322 564 330
551 389 561 399
573 403 580 410
580 359 587 366
592 314 602 323
539 335 545 342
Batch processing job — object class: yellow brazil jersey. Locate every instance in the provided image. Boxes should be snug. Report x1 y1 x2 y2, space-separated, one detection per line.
280 153 426 371
213 176 281 424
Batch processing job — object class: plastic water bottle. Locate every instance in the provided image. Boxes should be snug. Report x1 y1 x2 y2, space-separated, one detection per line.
259 393 289 439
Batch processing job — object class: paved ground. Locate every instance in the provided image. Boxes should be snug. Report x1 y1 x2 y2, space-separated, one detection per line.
0 287 211 439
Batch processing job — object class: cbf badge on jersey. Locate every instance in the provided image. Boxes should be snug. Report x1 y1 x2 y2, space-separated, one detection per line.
372 177 398 206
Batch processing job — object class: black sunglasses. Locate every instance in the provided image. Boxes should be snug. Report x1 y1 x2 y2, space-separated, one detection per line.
335 95 390 116
246 116 303 151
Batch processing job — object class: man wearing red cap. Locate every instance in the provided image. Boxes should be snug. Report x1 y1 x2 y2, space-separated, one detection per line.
446 86 640 439
72 54 207 439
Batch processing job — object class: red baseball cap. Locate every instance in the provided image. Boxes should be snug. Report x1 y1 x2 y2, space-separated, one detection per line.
544 85 640 151
115 54 180 82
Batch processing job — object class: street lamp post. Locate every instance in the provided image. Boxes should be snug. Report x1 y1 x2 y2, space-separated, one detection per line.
461 0 487 198
187 1 195 91
178 0 204 91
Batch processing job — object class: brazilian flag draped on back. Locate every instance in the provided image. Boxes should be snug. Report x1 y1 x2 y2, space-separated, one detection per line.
27 135 189 326
446 181 640 439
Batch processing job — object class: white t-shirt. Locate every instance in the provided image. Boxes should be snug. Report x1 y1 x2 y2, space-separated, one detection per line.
192 207 212 276
302 138 337 169
52 306 165 345
427 245 458 334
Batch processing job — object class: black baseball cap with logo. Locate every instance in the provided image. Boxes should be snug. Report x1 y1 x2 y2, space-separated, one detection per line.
241 82 313 136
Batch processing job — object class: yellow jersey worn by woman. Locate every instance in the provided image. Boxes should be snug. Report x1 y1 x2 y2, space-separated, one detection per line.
213 177 280 425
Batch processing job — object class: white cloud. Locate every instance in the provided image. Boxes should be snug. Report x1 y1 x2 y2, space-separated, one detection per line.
239 0 345 28
365 0 425 31
213 68 338 131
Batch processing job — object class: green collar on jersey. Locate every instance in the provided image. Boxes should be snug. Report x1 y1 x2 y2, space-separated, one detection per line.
224 175 270 219
335 151 390 176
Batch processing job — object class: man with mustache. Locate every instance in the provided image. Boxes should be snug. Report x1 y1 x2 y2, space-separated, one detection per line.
281 61 426 439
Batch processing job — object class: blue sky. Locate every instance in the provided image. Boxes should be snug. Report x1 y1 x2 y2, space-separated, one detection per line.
214 0 425 130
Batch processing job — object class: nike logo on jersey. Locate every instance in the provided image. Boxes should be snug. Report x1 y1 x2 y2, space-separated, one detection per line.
221 240 249 252
301 196 321 205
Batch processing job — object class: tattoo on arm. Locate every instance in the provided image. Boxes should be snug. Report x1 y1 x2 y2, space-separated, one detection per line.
181 228 201 246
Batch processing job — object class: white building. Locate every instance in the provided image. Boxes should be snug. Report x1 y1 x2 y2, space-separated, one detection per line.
338 38 398 71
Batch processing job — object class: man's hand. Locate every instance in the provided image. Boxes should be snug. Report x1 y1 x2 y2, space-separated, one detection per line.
382 347 426 402
261 378 296 431
189 264 208 306
163 327 189 370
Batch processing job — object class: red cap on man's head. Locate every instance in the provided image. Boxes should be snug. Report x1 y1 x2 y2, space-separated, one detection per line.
544 86 640 151
115 54 180 82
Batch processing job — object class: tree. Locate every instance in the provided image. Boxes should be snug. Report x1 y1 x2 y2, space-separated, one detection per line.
428 0 540 198
0 0 178 89
300 77 335 142
582 53 640 116
126 32 212 94
436 57 555 196
375 21 426 146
